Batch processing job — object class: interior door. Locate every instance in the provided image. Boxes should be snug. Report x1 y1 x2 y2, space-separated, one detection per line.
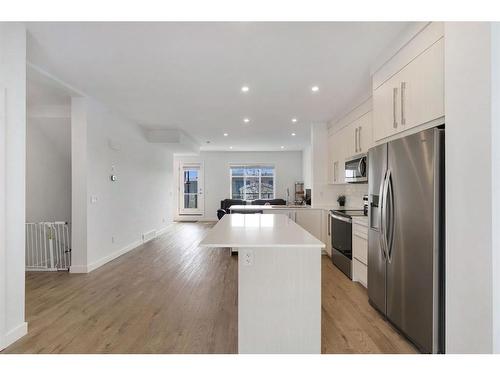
386 128 437 353
179 163 204 215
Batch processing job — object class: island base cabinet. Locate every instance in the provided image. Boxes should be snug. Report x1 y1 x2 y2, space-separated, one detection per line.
295 209 322 241
238 246 321 354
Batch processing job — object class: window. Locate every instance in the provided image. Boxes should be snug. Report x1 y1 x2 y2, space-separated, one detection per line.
230 165 275 200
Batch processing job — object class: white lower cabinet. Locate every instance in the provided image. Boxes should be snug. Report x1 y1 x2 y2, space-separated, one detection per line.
353 259 368 288
352 219 368 288
323 210 332 257
295 209 323 242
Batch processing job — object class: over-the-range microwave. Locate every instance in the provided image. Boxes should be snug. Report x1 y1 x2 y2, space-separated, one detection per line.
344 154 367 183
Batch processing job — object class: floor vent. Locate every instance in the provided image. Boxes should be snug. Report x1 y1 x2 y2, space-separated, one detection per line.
142 230 157 243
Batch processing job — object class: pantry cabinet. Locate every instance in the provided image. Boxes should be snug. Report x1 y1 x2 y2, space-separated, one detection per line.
373 37 444 142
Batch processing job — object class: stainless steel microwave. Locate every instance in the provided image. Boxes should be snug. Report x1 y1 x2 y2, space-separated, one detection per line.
345 155 367 183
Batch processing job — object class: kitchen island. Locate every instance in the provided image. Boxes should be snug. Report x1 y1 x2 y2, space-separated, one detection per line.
199 214 324 354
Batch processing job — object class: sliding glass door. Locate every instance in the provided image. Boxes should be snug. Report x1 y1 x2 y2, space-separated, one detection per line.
179 163 204 215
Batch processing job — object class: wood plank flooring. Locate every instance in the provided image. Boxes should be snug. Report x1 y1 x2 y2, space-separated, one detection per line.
2 222 416 354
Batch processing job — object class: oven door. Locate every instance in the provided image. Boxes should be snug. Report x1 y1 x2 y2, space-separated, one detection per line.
345 155 367 183
330 213 352 259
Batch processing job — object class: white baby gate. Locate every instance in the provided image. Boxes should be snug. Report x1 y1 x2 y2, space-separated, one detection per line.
25 222 71 271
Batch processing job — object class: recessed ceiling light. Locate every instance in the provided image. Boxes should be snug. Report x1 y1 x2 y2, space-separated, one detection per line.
292 118 297 123
223 133 228 137
241 86 249 93
229 146 233 149
291 133 296 136
311 86 319 92
243 118 250 123
281 146 285 149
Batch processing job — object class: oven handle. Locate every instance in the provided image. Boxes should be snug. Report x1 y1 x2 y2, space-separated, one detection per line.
329 212 352 224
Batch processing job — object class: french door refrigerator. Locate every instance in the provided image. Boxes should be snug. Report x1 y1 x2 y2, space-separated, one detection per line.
367 127 445 354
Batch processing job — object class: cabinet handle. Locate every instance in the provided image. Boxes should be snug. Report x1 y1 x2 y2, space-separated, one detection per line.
393 87 398 129
355 127 359 152
401 82 406 126
358 126 362 152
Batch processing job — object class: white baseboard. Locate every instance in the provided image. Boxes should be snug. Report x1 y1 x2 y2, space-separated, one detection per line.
156 225 170 236
0 322 28 351
86 239 143 273
69 264 88 273
70 226 172 274
174 216 217 222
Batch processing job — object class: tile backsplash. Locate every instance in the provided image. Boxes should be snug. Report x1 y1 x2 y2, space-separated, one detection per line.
330 183 368 208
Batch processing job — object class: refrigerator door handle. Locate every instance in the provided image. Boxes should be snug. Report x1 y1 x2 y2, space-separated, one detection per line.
386 170 395 262
379 171 388 259
381 169 391 260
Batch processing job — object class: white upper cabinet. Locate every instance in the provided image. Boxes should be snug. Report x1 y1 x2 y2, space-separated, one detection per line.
403 38 444 130
372 23 444 142
342 111 374 159
354 111 373 154
373 73 400 141
328 127 346 185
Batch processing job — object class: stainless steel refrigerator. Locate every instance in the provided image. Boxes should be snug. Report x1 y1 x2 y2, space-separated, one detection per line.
368 127 445 354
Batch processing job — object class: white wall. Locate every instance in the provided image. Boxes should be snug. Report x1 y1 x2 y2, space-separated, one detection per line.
174 151 303 220
70 97 88 271
26 117 71 223
0 23 27 350
302 145 311 190
491 22 500 354
76 98 174 272
445 22 499 353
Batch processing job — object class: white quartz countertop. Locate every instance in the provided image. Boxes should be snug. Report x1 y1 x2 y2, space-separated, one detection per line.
352 216 369 227
199 214 325 248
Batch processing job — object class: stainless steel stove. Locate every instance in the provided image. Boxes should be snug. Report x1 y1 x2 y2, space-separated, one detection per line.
329 198 368 279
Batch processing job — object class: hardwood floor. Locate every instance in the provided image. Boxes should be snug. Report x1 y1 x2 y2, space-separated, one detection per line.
2 222 416 354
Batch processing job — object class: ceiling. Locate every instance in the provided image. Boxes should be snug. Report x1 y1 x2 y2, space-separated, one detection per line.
27 65 73 107
26 22 412 151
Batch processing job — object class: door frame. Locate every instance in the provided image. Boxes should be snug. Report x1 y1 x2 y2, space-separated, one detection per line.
178 162 204 216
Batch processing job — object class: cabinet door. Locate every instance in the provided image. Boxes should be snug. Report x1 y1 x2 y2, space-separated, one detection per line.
325 211 332 256
345 122 356 158
402 38 444 131
357 111 373 153
327 133 335 183
295 210 322 241
335 128 347 184
373 75 399 142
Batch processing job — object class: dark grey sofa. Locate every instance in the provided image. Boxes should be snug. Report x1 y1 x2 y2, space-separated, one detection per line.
216 198 287 220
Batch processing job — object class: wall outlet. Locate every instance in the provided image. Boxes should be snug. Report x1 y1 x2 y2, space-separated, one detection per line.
243 249 253 266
